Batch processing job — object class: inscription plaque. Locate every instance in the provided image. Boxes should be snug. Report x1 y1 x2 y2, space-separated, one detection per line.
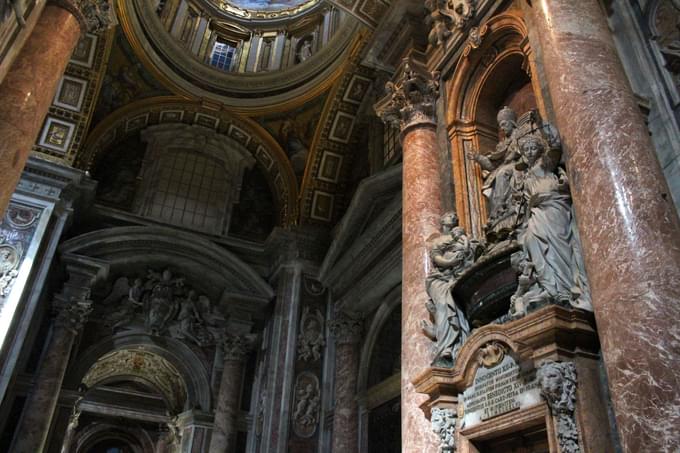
461 354 541 427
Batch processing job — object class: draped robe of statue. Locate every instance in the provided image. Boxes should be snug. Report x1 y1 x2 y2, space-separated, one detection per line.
512 137 592 313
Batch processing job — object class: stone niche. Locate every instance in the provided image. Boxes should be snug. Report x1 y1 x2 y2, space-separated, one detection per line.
414 306 617 453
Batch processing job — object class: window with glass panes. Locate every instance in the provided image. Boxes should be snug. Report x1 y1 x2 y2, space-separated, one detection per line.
148 150 229 234
210 41 236 71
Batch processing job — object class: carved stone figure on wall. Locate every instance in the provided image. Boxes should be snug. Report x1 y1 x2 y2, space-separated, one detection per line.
422 212 480 365
467 106 524 245
424 0 475 47
297 306 325 362
100 268 221 347
431 407 457 452
508 119 592 317
292 372 321 438
297 38 313 62
537 361 581 453
0 242 19 297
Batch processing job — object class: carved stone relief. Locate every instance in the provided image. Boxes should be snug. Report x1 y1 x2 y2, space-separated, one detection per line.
297 306 325 362
537 361 581 453
422 211 481 366
424 0 476 47
0 203 42 308
431 407 457 452
100 268 223 347
291 371 321 438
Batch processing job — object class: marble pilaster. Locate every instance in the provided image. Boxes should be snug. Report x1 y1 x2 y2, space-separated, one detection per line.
209 333 255 453
0 1 114 214
329 314 362 453
11 256 105 453
374 54 442 453
526 0 680 450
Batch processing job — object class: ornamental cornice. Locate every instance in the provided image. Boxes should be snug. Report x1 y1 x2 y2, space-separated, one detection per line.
374 55 440 132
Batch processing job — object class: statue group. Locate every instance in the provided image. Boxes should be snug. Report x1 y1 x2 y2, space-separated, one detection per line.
102 268 223 347
423 106 593 366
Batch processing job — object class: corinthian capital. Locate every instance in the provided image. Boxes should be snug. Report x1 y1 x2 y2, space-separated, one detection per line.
54 297 93 334
51 0 117 33
374 56 440 132
328 313 362 345
222 333 257 362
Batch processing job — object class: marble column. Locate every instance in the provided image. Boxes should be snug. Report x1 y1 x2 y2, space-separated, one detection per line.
526 1 680 451
209 334 255 453
374 55 442 452
329 314 362 453
0 0 114 214
11 256 105 453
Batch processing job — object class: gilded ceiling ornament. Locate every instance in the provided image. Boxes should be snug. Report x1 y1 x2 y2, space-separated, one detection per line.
374 57 440 131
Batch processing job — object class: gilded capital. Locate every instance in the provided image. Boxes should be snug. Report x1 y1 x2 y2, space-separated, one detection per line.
328 314 362 345
51 0 117 33
374 57 440 132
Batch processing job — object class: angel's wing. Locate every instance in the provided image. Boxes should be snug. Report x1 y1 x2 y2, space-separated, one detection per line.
101 277 130 306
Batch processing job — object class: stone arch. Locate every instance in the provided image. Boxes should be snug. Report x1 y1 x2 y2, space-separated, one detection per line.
74 422 156 453
68 333 212 412
445 12 542 237
59 225 275 301
357 288 401 393
77 96 299 225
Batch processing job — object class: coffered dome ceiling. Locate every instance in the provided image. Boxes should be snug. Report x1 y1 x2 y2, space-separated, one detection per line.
117 0 360 112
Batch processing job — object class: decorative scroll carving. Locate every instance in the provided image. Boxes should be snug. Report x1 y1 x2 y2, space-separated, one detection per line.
463 24 488 58
53 0 117 33
328 313 362 345
297 307 325 361
507 111 592 318
538 361 581 453
100 268 223 347
0 203 41 305
424 0 475 47
292 372 321 438
374 57 440 131
55 297 93 333
222 333 256 362
422 212 480 366
431 407 457 452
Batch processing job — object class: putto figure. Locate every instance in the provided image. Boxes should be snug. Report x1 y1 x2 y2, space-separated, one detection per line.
422 212 481 365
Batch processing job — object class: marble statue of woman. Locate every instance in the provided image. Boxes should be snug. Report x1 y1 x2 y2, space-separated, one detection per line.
509 131 592 316
467 106 524 244
422 212 480 364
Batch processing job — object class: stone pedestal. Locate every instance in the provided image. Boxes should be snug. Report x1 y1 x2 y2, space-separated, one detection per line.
414 306 616 453
11 257 106 453
374 54 443 453
0 1 114 214
525 1 680 450
209 334 254 453
329 314 362 453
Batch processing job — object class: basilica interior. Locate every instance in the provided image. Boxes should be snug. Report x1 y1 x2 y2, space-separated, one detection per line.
0 0 679 452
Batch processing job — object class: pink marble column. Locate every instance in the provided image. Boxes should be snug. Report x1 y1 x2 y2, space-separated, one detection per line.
209 334 254 453
375 56 442 452
12 297 92 453
329 314 362 453
0 1 113 214
526 1 680 450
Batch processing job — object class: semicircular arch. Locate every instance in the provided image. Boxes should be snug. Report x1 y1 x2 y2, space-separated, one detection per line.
77 96 299 225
